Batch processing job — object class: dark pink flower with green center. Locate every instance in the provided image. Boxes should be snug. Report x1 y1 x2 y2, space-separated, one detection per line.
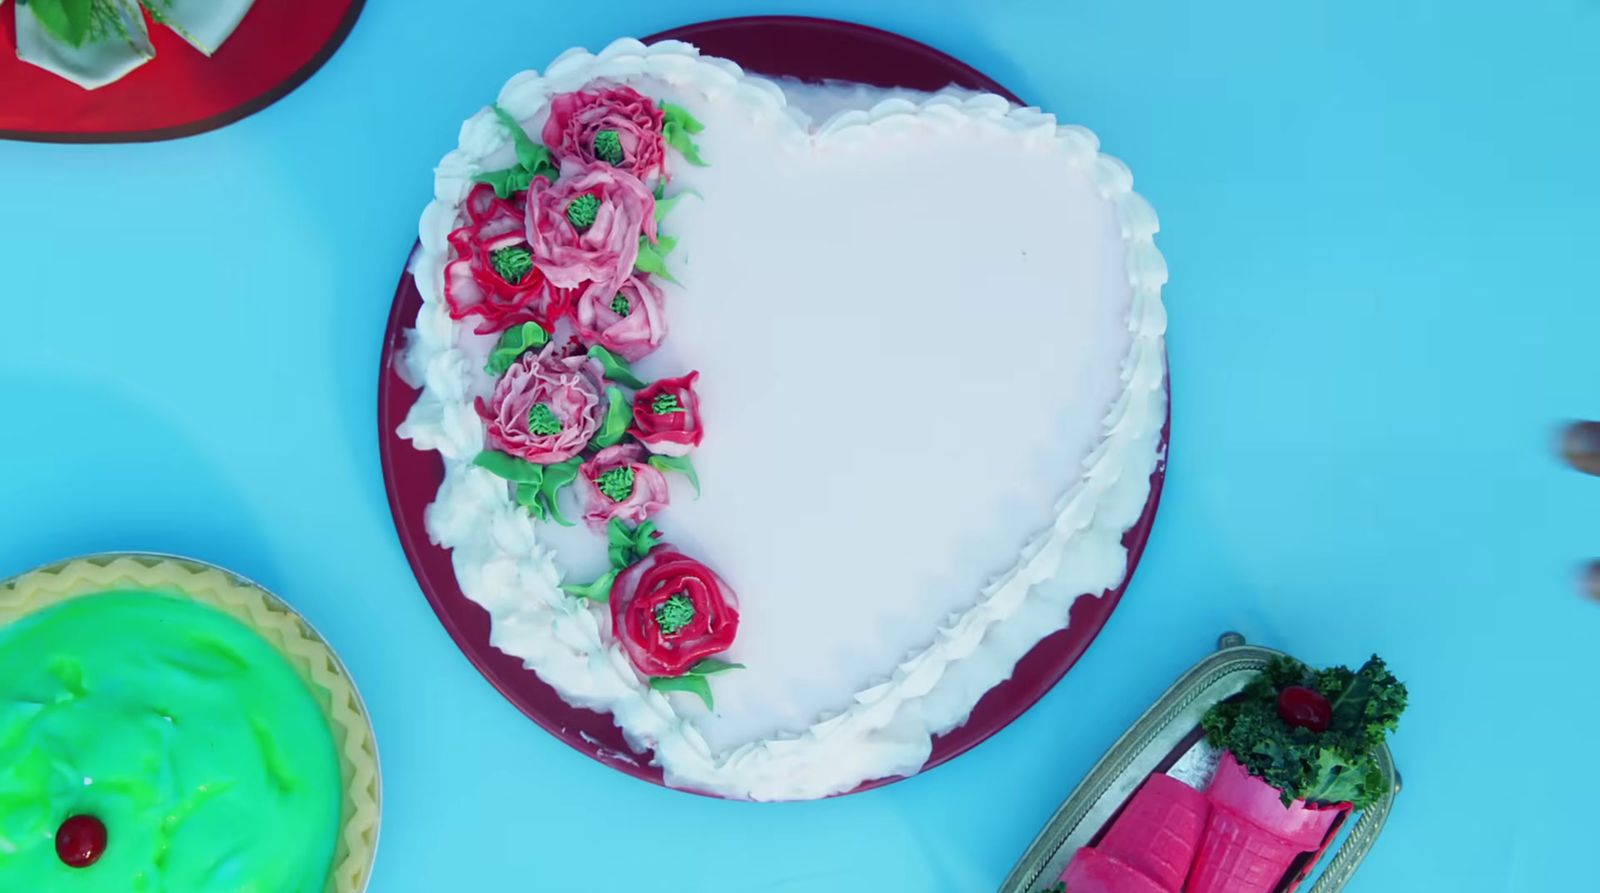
541 84 667 182
577 443 670 529
574 274 667 361
478 345 604 464
525 162 657 310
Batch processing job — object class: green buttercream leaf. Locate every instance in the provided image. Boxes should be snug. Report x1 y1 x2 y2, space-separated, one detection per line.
586 346 648 389
661 102 706 135
474 165 539 200
474 105 558 198
635 520 660 555
607 519 661 569
509 167 538 193
633 241 666 276
660 103 707 168
649 454 701 498
514 482 547 520
491 104 554 175
662 122 707 167
607 517 634 550
649 674 714 710
485 322 550 376
561 569 617 602
633 239 680 284
592 386 632 449
537 457 582 527
473 167 516 199
655 234 679 256
653 190 698 222
474 450 546 484
689 658 744 676
540 456 583 491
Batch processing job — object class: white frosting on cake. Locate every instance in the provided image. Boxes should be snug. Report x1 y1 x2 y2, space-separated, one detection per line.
399 38 1168 800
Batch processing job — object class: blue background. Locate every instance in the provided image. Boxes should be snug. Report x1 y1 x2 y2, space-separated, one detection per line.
3 1 1597 890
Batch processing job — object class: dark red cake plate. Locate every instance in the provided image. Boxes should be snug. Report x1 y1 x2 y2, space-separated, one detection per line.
0 0 364 143
378 15 1171 799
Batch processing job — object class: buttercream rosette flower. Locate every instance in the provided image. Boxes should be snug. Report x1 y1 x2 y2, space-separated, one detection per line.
445 184 570 333
526 161 658 313
541 84 668 182
630 371 704 457
579 444 670 529
479 345 606 464
574 274 667 361
609 548 739 677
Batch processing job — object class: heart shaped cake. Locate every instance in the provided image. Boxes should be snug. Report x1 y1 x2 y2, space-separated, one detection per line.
399 38 1168 800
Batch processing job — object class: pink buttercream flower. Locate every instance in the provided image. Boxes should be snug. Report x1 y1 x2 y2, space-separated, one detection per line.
578 443 670 530
574 274 667 362
526 162 657 308
444 184 570 333
479 345 605 464
541 84 667 183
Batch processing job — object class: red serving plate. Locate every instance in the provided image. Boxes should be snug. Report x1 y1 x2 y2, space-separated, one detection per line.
0 0 364 142
378 15 1171 798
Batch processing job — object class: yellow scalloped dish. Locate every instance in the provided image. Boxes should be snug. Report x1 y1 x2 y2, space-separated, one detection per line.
0 555 379 892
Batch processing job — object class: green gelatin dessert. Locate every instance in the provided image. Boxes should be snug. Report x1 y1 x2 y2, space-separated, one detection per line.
0 557 379 893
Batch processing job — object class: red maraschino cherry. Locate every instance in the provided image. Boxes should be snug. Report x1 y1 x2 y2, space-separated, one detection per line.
1276 685 1332 733
55 815 107 868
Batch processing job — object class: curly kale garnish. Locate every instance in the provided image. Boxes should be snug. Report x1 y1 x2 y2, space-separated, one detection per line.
1202 654 1406 809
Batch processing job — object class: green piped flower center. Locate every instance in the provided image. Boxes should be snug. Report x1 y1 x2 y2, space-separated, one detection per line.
593 129 624 166
654 593 696 636
596 466 635 502
651 393 685 415
527 403 563 436
565 193 601 231
610 293 631 316
490 245 534 284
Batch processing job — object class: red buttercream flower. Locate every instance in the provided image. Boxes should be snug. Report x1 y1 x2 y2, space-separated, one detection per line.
542 84 667 182
630 371 703 457
610 548 739 677
445 183 572 333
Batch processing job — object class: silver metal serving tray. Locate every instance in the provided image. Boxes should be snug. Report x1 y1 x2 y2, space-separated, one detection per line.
999 633 1400 893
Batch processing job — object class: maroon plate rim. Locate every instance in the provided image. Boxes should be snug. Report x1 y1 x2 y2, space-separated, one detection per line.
378 15 1169 799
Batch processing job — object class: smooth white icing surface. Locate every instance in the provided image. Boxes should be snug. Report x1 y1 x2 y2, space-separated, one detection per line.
399 38 1168 800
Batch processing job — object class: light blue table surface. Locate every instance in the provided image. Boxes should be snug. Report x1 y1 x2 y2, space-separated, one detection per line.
3 2 1597 890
